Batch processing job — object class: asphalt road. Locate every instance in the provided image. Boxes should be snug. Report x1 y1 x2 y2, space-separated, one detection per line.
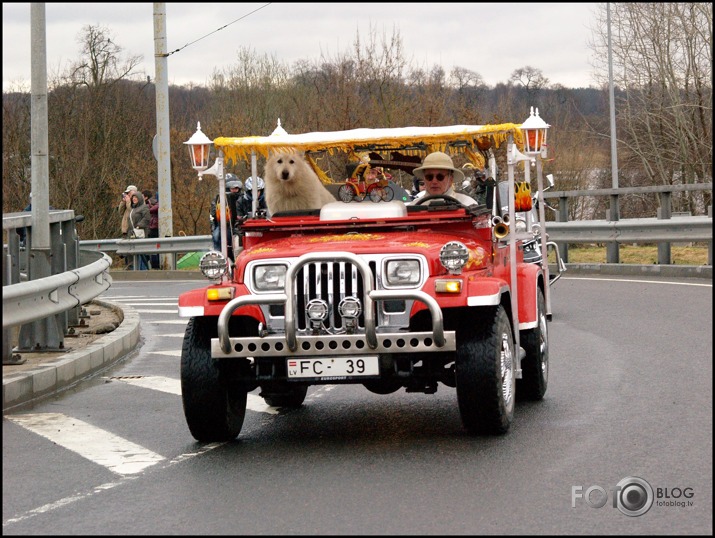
2 275 712 535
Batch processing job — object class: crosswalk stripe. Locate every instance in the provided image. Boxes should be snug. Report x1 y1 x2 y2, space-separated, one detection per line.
123 303 177 306
111 376 279 414
6 413 165 475
150 350 182 357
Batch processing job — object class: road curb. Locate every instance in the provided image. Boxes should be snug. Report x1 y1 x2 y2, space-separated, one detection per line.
559 263 712 279
2 300 141 412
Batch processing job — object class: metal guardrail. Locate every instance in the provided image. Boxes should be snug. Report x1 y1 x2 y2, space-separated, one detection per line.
545 216 713 243
2 250 112 328
80 235 213 270
3 200 712 363
542 182 712 264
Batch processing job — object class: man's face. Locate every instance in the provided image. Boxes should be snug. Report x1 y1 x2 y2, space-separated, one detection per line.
422 169 452 196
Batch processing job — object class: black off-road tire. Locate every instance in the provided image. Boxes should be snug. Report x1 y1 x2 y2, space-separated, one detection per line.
260 384 308 408
181 317 247 442
455 306 516 435
517 288 548 401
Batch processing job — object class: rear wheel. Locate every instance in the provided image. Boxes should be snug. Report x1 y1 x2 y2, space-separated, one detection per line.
260 383 308 408
181 317 247 442
455 306 515 434
368 184 394 202
518 288 548 400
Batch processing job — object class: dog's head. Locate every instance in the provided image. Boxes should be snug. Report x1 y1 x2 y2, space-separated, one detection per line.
269 151 304 182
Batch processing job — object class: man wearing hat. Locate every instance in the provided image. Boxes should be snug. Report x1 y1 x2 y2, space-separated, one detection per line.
410 152 477 206
118 184 138 239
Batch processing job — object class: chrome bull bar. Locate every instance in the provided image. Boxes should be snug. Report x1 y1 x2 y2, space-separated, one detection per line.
216 251 454 356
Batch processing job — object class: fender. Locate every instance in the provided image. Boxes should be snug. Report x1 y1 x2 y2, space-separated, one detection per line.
177 285 266 322
516 262 543 328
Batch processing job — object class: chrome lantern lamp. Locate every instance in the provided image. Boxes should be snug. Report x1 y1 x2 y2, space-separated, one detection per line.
521 106 550 158
183 122 230 277
184 122 216 178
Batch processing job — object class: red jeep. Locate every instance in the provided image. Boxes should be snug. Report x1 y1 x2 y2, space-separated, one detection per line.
179 112 557 442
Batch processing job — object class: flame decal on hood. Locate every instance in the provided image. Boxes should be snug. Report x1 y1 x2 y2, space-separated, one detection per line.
308 233 384 243
465 246 487 269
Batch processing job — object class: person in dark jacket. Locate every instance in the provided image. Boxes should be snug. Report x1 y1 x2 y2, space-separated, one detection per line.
143 189 160 269
236 176 267 218
129 192 151 269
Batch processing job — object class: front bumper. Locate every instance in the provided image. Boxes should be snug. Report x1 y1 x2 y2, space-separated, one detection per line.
212 251 457 360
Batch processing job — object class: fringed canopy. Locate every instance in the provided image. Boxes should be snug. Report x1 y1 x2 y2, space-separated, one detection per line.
214 123 527 184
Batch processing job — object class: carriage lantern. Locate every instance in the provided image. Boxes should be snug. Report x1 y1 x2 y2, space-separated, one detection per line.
521 106 550 156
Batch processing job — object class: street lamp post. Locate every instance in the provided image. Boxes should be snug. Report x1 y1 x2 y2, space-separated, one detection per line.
184 122 229 270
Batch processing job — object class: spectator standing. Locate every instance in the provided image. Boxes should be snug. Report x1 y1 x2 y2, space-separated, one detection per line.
117 185 137 267
129 191 151 270
143 189 160 269
118 185 138 239
16 192 33 246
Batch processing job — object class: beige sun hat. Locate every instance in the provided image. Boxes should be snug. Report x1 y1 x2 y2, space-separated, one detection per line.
413 152 465 182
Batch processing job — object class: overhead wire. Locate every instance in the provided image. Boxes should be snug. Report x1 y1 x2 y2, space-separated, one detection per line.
164 3 272 57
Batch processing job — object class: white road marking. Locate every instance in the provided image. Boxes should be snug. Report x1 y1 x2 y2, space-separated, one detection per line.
133 309 178 314
146 320 188 324
149 349 182 357
111 376 279 414
564 276 712 287
123 303 177 306
6 413 165 476
2 443 223 527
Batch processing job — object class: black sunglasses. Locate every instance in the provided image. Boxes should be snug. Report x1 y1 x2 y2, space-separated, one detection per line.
424 173 449 182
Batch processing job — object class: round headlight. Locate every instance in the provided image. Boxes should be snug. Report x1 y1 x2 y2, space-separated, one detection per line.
306 299 329 321
439 241 469 273
338 297 362 319
199 251 228 280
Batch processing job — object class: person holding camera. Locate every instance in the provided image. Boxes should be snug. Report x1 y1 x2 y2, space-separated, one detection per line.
118 185 138 239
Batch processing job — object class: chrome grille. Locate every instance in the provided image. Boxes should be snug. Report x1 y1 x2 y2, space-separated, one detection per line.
295 261 377 330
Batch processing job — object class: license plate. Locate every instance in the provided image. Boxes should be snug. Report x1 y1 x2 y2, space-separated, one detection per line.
287 356 379 379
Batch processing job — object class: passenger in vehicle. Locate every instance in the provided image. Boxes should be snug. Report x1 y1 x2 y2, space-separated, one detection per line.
410 152 477 205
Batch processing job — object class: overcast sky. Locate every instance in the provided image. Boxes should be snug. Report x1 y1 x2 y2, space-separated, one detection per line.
3 2 600 92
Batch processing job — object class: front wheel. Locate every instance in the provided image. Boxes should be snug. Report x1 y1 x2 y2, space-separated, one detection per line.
455 306 515 434
181 317 247 442
517 288 548 400
338 184 356 203
368 184 394 202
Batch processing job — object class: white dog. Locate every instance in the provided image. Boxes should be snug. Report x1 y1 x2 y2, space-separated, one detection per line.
263 150 336 215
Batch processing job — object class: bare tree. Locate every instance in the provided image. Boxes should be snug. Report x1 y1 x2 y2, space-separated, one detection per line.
509 66 550 96
589 2 712 214
68 25 143 88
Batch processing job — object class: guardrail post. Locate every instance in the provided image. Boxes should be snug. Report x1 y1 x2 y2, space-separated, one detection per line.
62 218 83 326
557 196 569 262
606 194 620 263
709 205 713 266
3 244 25 364
16 247 65 352
657 191 672 265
